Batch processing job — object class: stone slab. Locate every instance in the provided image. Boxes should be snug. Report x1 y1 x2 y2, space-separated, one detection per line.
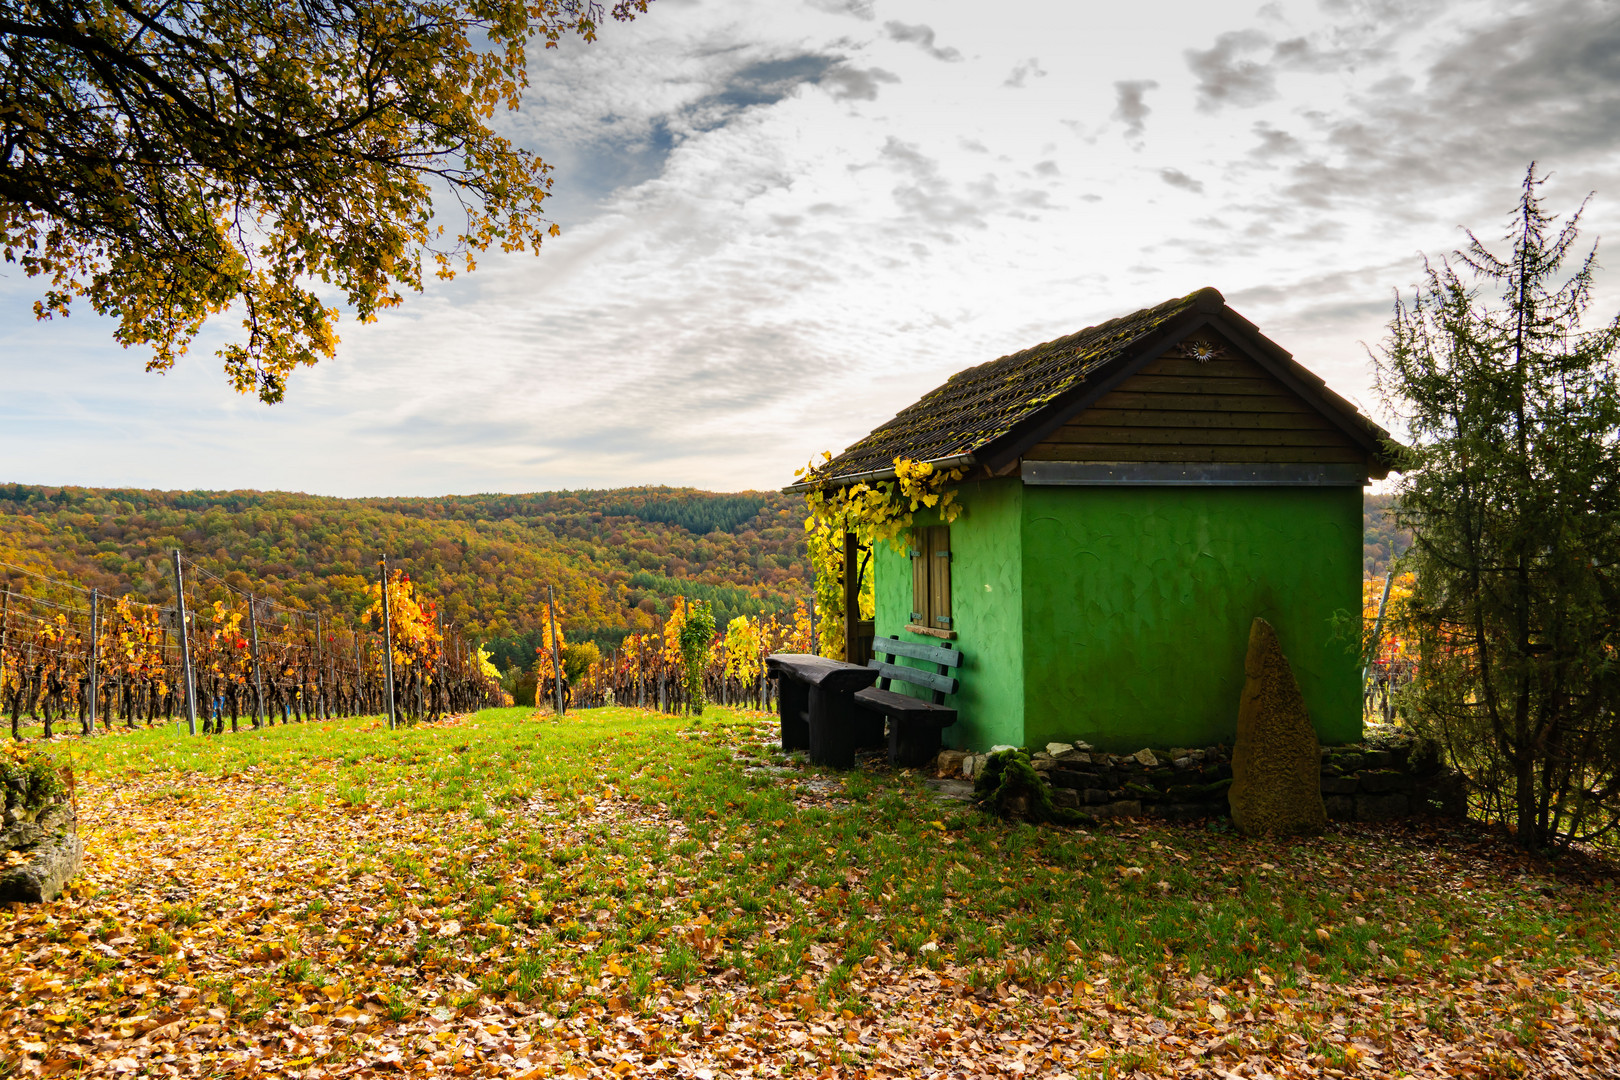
0 830 84 903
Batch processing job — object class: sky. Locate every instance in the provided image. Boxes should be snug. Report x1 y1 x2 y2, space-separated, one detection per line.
5 0 1620 497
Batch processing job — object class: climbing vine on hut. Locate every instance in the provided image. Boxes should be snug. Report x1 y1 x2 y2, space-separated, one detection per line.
795 455 965 659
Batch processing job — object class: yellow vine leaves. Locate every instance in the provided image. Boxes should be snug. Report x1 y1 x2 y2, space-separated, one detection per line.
365 571 442 675
794 455 964 657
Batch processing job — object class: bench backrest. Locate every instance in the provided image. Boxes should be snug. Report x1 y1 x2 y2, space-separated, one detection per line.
867 635 962 704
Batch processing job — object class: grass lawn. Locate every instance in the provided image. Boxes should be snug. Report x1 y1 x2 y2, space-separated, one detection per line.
2 705 1617 1078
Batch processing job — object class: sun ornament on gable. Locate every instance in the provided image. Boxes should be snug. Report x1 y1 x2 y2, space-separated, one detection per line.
1172 337 1227 364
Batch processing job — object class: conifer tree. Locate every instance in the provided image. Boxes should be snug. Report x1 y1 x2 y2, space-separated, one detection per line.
1377 165 1620 851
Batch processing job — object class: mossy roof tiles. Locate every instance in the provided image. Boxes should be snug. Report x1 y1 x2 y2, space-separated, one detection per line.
805 289 1208 485
798 286 1393 489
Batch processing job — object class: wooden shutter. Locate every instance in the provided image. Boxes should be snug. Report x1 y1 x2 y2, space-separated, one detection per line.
929 526 951 630
910 534 928 625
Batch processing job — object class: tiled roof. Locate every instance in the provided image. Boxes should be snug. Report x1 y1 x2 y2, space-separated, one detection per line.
800 288 1214 487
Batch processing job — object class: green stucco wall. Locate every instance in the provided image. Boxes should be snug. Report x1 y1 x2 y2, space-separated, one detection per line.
1019 485 1363 751
872 478 1025 750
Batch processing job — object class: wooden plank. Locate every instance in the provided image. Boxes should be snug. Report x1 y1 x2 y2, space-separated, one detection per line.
765 653 881 690
1038 425 1355 448
1143 357 1270 378
929 526 952 633
866 659 958 696
870 635 962 668
855 685 955 719
1023 461 1369 487
1024 443 1369 464
1114 374 1293 396
1068 408 1338 431
1091 391 1318 413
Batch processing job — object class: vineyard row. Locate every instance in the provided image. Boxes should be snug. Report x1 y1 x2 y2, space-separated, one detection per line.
0 553 505 740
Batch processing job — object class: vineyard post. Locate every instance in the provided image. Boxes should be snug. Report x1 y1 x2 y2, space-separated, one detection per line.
1 589 10 739
247 595 266 729
88 588 99 733
842 530 859 665
171 550 198 736
655 615 665 712
435 609 445 721
314 614 324 721
379 555 397 730
547 583 565 716
354 633 364 716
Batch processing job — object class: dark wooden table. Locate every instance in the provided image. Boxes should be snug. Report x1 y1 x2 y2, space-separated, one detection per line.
765 653 882 769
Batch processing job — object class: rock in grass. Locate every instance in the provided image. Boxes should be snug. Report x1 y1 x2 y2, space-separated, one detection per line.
0 802 83 903
1228 617 1327 836
0 830 84 902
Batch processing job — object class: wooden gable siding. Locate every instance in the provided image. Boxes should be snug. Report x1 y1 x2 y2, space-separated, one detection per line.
1022 346 1367 466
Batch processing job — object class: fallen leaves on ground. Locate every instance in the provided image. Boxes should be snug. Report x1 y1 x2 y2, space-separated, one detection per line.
2 707 1618 1078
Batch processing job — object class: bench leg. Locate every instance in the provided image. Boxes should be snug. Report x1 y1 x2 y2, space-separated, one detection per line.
890 719 944 768
808 684 862 769
778 680 810 752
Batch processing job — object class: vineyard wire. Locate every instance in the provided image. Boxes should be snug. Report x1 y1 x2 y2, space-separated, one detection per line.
0 551 505 742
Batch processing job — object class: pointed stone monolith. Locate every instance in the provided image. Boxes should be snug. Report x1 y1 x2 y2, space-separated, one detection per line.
1228 617 1327 836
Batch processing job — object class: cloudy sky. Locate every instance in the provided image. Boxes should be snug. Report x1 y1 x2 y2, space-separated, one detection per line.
5 0 1620 496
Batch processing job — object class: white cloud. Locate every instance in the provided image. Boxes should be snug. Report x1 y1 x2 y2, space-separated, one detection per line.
9 0 1620 495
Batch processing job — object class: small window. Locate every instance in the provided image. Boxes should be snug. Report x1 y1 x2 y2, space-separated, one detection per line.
909 526 952 631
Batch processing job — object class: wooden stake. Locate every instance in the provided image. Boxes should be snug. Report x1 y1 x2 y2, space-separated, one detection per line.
88 588 99 734
379 555 397 730
314 614 325 720
842 530 859 664
547 583 565 716
171 550 198 736
247 594 266 729
1 589 11 740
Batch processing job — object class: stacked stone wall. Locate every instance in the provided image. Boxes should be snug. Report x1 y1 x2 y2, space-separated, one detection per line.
939 736 1465 824
1 760 83 902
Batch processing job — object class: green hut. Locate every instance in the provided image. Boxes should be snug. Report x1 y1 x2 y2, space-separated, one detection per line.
790 287 1394 753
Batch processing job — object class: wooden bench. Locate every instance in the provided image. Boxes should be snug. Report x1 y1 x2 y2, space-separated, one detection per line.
764 653 882 769
854 637 962 767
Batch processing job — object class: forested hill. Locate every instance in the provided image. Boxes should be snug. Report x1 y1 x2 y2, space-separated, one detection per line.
2 481 1408 664
0 485 812 662
1362 492 1410 578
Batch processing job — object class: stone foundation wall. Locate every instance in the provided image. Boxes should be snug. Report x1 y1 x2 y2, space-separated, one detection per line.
938 737 1465 824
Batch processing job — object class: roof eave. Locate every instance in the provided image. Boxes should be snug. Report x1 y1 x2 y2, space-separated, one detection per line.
781 452 979 495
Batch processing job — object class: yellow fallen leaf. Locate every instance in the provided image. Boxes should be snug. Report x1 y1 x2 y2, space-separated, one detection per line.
1086 1047 1109 1061
1209 1001 1228 1022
